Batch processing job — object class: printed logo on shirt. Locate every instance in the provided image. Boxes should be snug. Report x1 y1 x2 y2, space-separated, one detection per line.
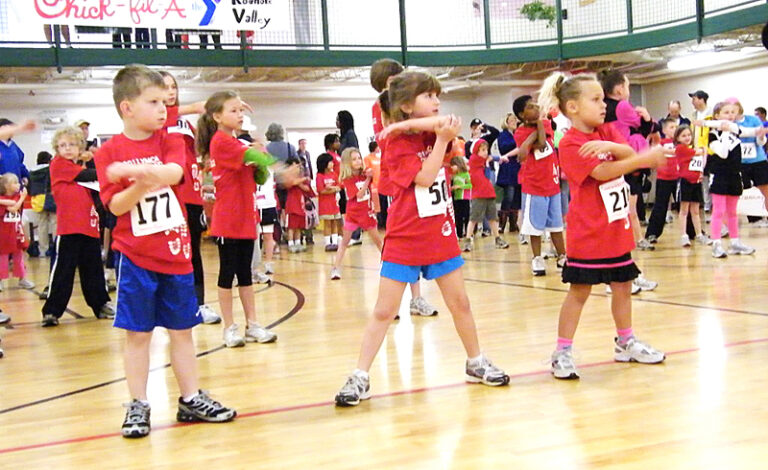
123 155 163 166
417 146 433 161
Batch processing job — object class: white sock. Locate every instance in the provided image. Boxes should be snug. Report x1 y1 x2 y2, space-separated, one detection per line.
182 392 199 403
731 238 740 244
352 368 369 379
468 353 484 363
288 240 296 247
325 235 331 245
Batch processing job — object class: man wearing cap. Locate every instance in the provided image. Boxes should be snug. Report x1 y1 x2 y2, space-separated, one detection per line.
659 100 691 137
75 119 98 151
689 90 713 212
464 118 500 157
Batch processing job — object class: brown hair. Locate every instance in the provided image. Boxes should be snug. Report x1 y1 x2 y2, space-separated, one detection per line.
673 124 692 145
158 71 179 107
370 59 404 93
596 68 626 97
196 90 240 161
538 72 598 118
51 126 85 153
112 64 165 117
712 101 735 118
450 156 468 173
387 71 442 123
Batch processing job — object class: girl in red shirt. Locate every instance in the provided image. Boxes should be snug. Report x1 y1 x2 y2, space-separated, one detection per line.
674 125 709 246
330 147 383 280
539 72 668 380
315 153 342 252
0 173 31 291
196 91 276 348
283 158 315 253
334 71 509 407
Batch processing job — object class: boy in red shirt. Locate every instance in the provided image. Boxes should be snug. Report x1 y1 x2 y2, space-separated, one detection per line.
95 65 235 438
463 139 509 251
41 127 114 327
513 95 565 276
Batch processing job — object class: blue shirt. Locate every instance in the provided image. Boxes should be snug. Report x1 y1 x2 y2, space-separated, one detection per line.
737 115 767 165
495 129 519 186
0 139 30 183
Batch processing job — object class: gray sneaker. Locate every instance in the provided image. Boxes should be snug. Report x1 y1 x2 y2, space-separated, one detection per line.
636 238 655 251
461 237 472 252
122 399 151 438
197 304 222 325
712 241 727 258
18 278 35 289
177 390 236 423
634 276 658 291
223 324 245 348
264 262 275 275
96 302 116 319
465 354 510 386
728 241 755 255
409 296 438 316
253 271 272 284
330 267 341 280
495 236 509 249
335 372 371 407
245 323 277 343
680 234 691 247
695 234 712 245
614 337 665 364
0 311 10 325
551 347 580 379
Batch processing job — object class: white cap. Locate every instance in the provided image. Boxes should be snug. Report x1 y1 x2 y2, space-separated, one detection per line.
241 116 256 132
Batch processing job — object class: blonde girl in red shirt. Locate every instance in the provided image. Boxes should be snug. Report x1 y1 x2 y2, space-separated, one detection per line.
539 72 668 380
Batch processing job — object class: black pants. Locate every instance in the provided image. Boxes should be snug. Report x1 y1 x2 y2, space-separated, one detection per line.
217 238 254 288
42 234 110 318
645 179 677 239
454 199 470 238
377 194 389 229
186 204 206 306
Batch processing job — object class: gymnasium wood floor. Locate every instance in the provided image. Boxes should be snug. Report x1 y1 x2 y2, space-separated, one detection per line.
1 218 768 469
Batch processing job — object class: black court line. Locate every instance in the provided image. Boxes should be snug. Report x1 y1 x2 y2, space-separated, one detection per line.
0 280 304 416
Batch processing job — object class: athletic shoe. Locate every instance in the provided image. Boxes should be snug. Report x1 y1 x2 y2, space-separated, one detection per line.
614 337 665 364
556 254 567 270
197 305 221 325
177 390 236 423
461 238 472 252
39 285 49 300
465 354 510 386
324 244 336 252
481 230 491 238
409 296 438 316
542 246 558 259
531 256 546 276
665 213 674 224
264 262 275 275
728 241 755 255
646 234 658 244
96 302 116 319
349 237 363 246
518 233 528 245
122 399 151 438
551 348 580 380
335 372 371 407
330 267 341 280
494 236 509 249
695 234 712 245
288 245 301 253
41 314 59 327
253 271 272 284
721 226 729 238
636 238 655 251
106 279 117 292
18 278 35 289
756 220 768 228
712 241 727 259
680 234 691 247
606 283 641 295
0 311 10 325
245 323 277 343
223 324 245 348
634 276 658 291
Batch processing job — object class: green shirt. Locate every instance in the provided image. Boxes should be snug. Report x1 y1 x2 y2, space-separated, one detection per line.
452 171 472 200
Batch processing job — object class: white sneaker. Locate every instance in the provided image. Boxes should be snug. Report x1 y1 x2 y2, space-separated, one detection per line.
518 233 528 245
721 226 729 238
253 271 272 284
712 240 727 258
330 267 341 280
245 323 277 343
264 262 274 275
551 348 580 379
634 276 658 291
614 337 665 364
728 241 755 255
349 237 363 246
542 246 558 259
695 234 712 245
223 324 245 348
756 220 768 228
18 278 35 289
665 213 674 224
531 256 546 276
409 296 438 316
680 234 691 247
606 283 641 295
556 254 567 270
197 305 221 325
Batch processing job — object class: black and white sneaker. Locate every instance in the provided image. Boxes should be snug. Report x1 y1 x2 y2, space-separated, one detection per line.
177 390 237 423
335 372 371 407
465 354 510 386
122 399 151 438
41 314 59 327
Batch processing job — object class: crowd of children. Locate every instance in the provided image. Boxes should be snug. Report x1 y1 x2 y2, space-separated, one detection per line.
1 59 767 437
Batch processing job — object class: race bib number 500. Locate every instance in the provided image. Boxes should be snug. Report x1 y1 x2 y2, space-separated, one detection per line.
130 187 185 237
415 167 449 218
598 177 630 223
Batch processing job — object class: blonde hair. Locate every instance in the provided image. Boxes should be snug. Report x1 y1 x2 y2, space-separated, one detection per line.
0 173 19 196
338 147 361 182
52 126 85 153
387 71 441 123
538 72 597 118
196 90 240 161
501 112 516 131
112 64 165 117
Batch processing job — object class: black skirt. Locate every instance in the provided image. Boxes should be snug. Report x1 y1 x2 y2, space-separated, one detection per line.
562 253 641 285
679 179 703 203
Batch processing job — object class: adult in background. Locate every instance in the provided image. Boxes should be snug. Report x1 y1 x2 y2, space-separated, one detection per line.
75 119 98 151
659 100 691 137
266 123 298 243
690 90 713 212
755 107 768 126
0 119 33 185
28 151 56 258
297 138 313 180
337 110 362 244
496 113 521 234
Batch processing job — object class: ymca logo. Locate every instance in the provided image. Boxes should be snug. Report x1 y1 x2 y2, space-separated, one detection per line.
200 0 221 26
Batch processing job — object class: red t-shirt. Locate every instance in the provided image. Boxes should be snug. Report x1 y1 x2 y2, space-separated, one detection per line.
50 156 99 238
468 153 496 199
316 172 340 216
209 130 256 239
95 132 192 275
342 174 375 225
656 138 679 181
0 195 26 254
372 101 384 138
165 106 203 206
328 151 341 182
285 180 312 216
514 120 560 197
382 131 460 266
677 144 702 184
558 124 635 260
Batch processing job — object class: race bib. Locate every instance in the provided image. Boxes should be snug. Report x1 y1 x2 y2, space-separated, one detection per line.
534 142 554 160
130 187 185 237
741 143 757 160
415 167 449 218
355 180 371 202
3 211 20 223
599 177 630 223
689 156 704 172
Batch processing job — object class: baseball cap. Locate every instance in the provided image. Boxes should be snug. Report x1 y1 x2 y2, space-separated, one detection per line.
688 90 709 101
74 119 90 127
0 118 14 127
469 118 483 128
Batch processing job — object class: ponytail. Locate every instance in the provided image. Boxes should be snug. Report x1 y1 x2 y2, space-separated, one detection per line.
195 90 240 163
537 72 596 117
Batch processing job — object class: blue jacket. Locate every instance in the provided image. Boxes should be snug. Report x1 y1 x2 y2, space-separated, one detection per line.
0 139 30 183
495 130 519 186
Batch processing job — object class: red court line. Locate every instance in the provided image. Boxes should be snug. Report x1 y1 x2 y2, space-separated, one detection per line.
2 336 767 455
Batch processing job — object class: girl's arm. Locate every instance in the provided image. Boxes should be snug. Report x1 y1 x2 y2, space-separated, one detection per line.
10 189 27 211
178 102 206 116
378 115 455 140
413 116 461 187
504 147 520 158
590 146 666 181
535 120 547 150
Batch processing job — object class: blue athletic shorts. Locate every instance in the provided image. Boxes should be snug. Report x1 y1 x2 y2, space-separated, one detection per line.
521 192 564 236
380 255 464 284
113 253 200 332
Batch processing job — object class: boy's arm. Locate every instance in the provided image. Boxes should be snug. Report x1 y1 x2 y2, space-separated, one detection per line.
108 182 154 216
577 141 635 160
517 130 539 164
107 162 184 189
0 120 36 141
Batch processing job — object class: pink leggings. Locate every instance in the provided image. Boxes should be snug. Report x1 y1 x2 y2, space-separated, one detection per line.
0 251 26 280
710 194 739 241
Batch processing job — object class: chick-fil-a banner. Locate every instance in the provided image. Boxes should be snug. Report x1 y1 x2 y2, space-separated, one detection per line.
14 0 289 31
